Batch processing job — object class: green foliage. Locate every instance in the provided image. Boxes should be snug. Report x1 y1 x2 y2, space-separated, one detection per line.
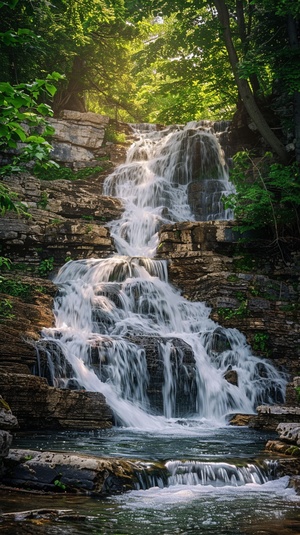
0 297 14 319
0 182 29 216
54 479 66 491
0 0 298 143
38 257 54 277
224 152 300 238
0 397 10 411
0 73 63 176
0 277 45 299
104 126 127 144
34 165 107 182
232 253 257 273
0 256 47 299
252 332 270 354
285 445 300 456
217 299 248 320
37 191 48 209
295 386 300 403
0 256 11 270
127 8 236 123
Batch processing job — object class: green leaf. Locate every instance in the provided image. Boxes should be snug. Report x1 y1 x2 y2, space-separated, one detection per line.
26 135 47 143
36 103 52 115
47 72 65 81
0 82 14 95
44 82 57 96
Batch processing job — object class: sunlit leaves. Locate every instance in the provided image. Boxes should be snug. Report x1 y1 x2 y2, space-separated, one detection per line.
0 73 63 176
224 152 300 236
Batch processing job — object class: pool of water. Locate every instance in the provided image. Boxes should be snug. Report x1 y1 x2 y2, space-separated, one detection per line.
1 426 299 534
13 425 276 461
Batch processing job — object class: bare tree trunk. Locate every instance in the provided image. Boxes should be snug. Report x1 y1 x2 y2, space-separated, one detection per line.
213 0 288 163
53 56 86 116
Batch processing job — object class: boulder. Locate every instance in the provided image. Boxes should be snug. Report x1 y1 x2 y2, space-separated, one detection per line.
224 369 238 386
229 414 253 426
50 141 95 163
47 111 110 167
277 423 300 446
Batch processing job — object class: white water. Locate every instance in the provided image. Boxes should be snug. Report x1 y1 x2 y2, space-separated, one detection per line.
39 122 287 430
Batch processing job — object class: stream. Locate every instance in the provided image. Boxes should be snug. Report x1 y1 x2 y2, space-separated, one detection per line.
1 122 299 534
4 426 300 534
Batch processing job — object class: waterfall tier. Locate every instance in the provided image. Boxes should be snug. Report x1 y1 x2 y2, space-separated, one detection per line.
37 122 287 429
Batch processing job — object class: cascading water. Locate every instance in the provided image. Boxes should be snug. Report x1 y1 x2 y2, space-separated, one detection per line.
37 122 287 431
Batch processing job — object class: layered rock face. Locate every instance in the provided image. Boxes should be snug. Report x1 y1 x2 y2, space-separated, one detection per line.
48 110 109 167
0 111 127 430
0 111 299 435
157 220 300 376
0 373 113 430
1 173 123 269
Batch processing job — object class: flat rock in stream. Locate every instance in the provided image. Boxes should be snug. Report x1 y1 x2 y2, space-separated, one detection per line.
2 449 147 495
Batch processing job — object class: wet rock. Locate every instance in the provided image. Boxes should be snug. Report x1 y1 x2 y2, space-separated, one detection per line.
2 449 145 495
127 335 197 416
224 369 238 386
289 475 300 494
229 414 253 426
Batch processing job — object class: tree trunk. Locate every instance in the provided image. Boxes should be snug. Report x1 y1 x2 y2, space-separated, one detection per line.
214 0 288 163
235 0 260 96
53 56 86 116
287 14 300 163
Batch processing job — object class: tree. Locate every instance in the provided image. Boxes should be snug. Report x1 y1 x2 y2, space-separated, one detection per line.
0 0 135 116
126 4 237 123
213 0 288 163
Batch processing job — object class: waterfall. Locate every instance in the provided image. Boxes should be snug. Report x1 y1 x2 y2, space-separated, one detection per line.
134 459 278 490
37 122 287 429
